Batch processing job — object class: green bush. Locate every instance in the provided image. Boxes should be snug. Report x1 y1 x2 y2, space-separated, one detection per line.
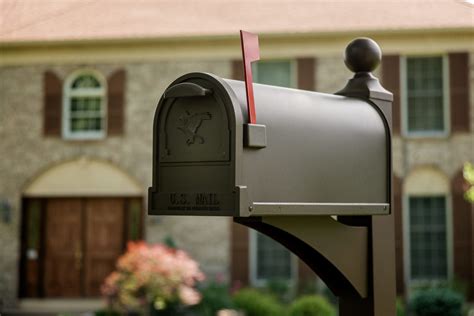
94 309 121 316
396 298 405 316
413 279 469 299
288 295 336 316
194 281 234 316
265 278 292 303
296 279 318 297
409 288 464 316
233 288 285 316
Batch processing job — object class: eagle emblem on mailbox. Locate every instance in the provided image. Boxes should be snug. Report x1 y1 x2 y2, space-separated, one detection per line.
177 110 212 145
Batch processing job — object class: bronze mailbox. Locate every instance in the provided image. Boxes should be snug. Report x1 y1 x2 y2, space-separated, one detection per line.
148 36 397 315
148 72 391 217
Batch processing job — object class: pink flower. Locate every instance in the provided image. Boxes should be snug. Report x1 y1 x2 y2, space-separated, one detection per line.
100 241 205 311
178 285 202 306
101 271 121 297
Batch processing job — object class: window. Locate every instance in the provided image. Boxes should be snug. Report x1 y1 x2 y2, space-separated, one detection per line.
253 60 295 88
408 196 449 281
251 231 295 285
402 56 448 135
250 59 296 285
404 168 453 287
64 71 106 139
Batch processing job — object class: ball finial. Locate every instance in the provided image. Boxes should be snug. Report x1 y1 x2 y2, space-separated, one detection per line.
344 37 381 73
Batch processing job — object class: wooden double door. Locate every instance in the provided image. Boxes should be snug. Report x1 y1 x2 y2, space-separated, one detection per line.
23 198 141 297
41 198 128 297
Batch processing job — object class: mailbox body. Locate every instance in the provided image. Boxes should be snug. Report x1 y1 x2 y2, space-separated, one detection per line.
148 72 390 217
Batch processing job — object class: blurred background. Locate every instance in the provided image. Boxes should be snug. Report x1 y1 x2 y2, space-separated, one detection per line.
0 0 473 315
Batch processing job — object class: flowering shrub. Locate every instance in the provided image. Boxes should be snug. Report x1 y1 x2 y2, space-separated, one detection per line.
101 241 205 312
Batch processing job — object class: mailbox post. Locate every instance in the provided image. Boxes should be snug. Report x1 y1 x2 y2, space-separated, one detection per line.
149 36 396 316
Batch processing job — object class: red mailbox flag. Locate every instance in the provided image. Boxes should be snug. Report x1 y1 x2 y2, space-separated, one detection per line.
240 30 260 124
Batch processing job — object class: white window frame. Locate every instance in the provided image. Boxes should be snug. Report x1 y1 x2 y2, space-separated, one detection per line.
403 194 454 294
400 55 450 138
249 230 298 287
63 69 107 140
253 59 297 89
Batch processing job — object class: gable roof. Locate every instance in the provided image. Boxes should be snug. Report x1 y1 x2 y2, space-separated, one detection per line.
0 0 472 44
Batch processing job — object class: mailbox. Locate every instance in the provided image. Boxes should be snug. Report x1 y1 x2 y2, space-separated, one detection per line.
148 36 397 315
149 67 391 217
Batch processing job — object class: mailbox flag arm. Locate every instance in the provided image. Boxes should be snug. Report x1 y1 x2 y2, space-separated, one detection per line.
240 30 260 124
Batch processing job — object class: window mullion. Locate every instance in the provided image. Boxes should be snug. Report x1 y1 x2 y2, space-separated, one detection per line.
65 72 106 139
405 56 445 135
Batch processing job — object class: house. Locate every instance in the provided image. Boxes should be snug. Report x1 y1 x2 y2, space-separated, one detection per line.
0 0 473 312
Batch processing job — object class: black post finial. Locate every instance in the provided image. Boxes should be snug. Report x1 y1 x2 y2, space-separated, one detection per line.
336 37 392 102
344 37 381 74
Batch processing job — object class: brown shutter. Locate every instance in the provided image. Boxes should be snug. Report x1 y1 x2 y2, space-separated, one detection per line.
43 71 62 136
230 220 249 287
232 60 244 81
393 176 405 296
107 69 126 136
381 55 401 134
449 53 470 132
297 57 316 91
451 170 473 299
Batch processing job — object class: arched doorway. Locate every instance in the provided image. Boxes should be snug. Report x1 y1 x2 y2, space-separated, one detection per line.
20 158 143 298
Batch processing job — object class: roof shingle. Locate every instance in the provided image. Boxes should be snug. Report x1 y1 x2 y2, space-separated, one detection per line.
0 0 472 43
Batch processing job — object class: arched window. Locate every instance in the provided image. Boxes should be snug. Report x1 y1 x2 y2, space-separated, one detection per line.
64 71 106 139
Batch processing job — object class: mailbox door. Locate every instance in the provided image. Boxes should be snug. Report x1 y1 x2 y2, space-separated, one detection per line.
149 75 241 216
